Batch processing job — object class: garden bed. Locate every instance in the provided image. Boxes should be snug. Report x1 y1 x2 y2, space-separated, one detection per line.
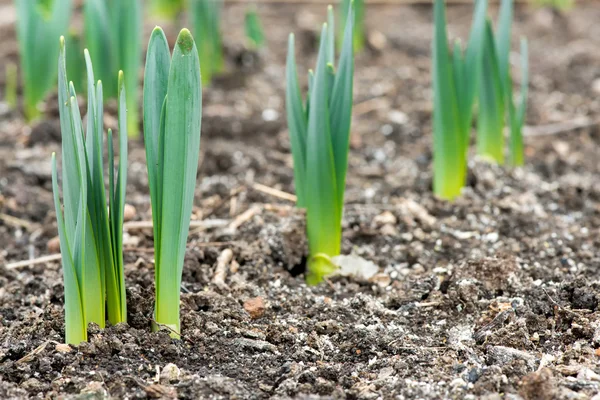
2 1 600 398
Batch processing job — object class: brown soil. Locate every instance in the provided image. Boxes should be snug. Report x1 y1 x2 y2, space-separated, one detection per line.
2 1 600 399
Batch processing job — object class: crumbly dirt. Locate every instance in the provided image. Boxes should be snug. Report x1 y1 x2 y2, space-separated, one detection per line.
2 1 600 399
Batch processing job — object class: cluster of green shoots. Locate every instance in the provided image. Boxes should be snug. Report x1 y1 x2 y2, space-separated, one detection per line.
339 0 365 52
15 0 141 136
287 5 355 285
53 27 201 344
84 0 142 137
53 38 128 345
143 27 202 338
432 0 528 200
16 0 72 120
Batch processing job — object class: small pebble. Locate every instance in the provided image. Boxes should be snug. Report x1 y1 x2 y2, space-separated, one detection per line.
160 363 181 383
244 297 265 319
123 204 136 222
47 236 60 253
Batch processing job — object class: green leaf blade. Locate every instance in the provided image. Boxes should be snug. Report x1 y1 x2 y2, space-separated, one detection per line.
154 29 202 336
286 34 308 208
305 24 341 283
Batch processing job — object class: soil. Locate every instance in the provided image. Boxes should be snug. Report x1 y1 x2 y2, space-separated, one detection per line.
2 1 600 399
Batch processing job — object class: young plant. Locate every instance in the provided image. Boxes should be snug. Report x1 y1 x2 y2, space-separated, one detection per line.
476 20 506 164
143 28 202 337
53 37 128 344
339 0 364 52
432 0 487 200
245 6 265 49
4 62 17 109
150 0 184 18
533 0 573 11
84 0 142 137
15 0 72 120
190 0 223 85
65 31 85 92
507 39 529 167
286 5 354 285
476 0 528 166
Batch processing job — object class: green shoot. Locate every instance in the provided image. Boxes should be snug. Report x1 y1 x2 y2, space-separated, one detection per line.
53 37 128 344
477 20 505 164
432 0 487 200
286 4 355 285
4 62 17 109
508 38 529 167
84 0 142 137
476 0 528 166
143 28 202 337
190 0 224 85
15 0 72 120
245 6 265 49
339 0 364 52
150 0 184 18
65 31 85 92
532 0 573 11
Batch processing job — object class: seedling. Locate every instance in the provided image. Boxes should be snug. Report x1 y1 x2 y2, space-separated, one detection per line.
143 28 202 337
477 0 528 166
432 0 487 200
65 31 85 91
4 62 17 109
190 0 223 85
150 0 184 18
15 0 72 120
339 0 365 52
245 6 265 49
507 38 528 167
52 37 128 344
286 4 354 285
84 0 142 137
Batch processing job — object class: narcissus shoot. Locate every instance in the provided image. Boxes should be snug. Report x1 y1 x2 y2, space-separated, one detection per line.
53 37 128 344
286 4 355 285
150 0 184 18
476 0 528 166
339 0 364 52
432 0 487 200
143 28 202 337
190 0 223 85
84 0 142 137
16 0 72 120
245 6 266 49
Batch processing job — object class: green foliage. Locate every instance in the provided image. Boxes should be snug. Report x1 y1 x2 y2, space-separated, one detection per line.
245 6 265 49
143 28 202 337
532 0 573 11
53 37 128 344
339 0 364 52
286 5 355 285
150 0 184 18
476 0 528 166
4 62 17 109
65 31 85 91
84 0 142 137
190 0 223 85
432 0 487 200
16 0 72 120
508 39 528 167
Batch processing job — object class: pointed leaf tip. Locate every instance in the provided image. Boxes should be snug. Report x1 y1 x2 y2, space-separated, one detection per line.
176 29 194 54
